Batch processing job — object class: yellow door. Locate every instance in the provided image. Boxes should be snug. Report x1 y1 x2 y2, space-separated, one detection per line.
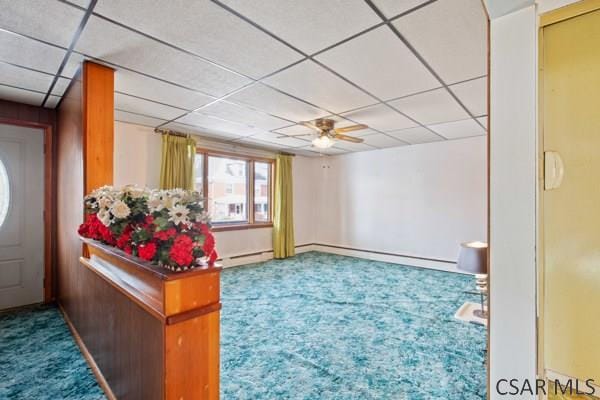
542 7 600 382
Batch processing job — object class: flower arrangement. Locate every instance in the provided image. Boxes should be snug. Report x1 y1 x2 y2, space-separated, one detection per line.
78 185 218 271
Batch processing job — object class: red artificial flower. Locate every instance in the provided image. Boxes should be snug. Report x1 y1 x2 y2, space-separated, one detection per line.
138 242 157 261
124 245 133 255
208 249 218 266
116 226 133 249
203 231 215 255
154 227 177 241
144 215 154 226
169 234 194 266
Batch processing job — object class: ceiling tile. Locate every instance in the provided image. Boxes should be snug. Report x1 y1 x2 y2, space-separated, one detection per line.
237 137 290 150
76 16 251 97
115 93 185 121
362 133 407 148
164 121 242 141
340 103 417 132
93 0 302 79
227 83 328 122
249 131 309 148
307 146 347 155
0 0 85 47
449 77 487 117
67 0 91 8
274 124 315 137
114 110 167 128
264 61 376 113
428 118 485 139
0 62 53 92
477 116 487 130
387 126 444 144
219 0 381 54
51 77 72 96
176 112 260 138
388 88 469 125
44 95 61 109
371 0 432 18
0 30 66 73
393 0 487 84
0 84 44 106
62 52 85 78
115 69 215 111
287 148 321 157
201 101 291 131
331 140 375 152
315 26 439 100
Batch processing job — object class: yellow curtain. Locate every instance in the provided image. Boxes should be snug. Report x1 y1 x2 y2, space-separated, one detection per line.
273 154 295 259
159 134 196 190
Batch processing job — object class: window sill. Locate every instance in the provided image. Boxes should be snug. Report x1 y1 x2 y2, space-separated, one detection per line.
211 223 273 232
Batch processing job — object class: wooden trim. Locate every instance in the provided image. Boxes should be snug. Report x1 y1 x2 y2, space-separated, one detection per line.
58 303 117 400
540 0 600 26
196 147 274 163
166 302 222 325
212 222 273 232
0 118 55 303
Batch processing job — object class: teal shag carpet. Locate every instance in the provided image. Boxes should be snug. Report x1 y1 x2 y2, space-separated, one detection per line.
220 252 486 399
0 251 486 399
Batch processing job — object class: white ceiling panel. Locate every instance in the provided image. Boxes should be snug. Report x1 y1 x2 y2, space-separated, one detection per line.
428 118 485 139
371 0 432 18
477 116 488 130
201 101 291 131
163 121 242 141
274 124 315 137
249 132 309 148
68 0 92 8
387 126 444 144
0 84 44 106
288 148 321 157
362 133 407 148
115 93 185 121
388 88 469 125
331 140 375 152
236 137 290 150
0 31 66 74
93 0 303 79
0 0 85 47
449 77 487 117
228 83 328 122
263 61 376 113
44 95 61 109
315 27 439 100
340 103 417 132
115 69 215 111
114 110 167 128
76 16 251 97
307 146 347 155
62 52 85 78
219 0 381 54
176 112 260 138
0 62 53 92
393 0 487 84
51 77 72 96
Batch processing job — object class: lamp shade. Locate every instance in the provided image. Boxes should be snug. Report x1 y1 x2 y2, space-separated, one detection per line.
457 241 488 274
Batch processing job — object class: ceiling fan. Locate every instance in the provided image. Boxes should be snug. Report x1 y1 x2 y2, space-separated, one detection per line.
280 118 368 149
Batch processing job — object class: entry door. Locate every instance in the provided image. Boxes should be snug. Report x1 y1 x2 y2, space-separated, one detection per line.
542 9 600 383
0 124 44 309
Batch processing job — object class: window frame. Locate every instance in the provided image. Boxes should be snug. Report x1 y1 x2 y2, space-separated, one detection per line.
197 148 274 232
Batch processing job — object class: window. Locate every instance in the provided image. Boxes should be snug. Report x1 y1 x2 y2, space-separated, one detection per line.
194 150 273 230
0 158 8 229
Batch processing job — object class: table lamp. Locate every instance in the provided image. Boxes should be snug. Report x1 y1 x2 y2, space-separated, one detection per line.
457 241 488 319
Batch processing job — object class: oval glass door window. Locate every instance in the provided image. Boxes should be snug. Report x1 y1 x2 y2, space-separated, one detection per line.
0 157 9 228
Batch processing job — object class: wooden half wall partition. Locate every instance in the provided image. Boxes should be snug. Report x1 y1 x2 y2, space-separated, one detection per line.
56 61 221 399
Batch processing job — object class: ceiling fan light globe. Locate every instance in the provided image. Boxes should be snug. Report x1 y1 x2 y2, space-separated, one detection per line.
312 136 335 149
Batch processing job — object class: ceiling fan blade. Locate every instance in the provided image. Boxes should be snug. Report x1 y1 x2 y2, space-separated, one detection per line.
334 124 368 133
334 133 364 143
300 121 322 132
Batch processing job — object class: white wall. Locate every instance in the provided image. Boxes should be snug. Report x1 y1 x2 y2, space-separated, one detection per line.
489 5 538 399
113 121 317 260
315 136 487 264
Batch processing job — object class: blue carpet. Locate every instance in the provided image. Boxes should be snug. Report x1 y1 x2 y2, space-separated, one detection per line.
0 305 105 400
221 252 486 400
0 251 486 399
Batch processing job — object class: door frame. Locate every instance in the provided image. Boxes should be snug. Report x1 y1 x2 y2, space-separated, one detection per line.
0 117 54 303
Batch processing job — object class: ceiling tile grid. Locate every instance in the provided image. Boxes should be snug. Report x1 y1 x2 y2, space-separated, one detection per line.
0 0 488 156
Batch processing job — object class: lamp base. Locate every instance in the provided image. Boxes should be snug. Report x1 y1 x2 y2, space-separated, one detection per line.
455 302 488 326
473 309 488 319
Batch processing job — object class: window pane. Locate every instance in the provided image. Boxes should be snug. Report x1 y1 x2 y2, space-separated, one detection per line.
208 156 247 223
193 154 204 195
254 162 271 222
0 157 9 229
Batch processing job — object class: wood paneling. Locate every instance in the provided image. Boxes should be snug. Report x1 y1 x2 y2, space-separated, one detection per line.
0 99 57 302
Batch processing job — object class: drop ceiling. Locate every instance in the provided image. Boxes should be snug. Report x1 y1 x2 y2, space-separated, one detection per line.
0 0 488 156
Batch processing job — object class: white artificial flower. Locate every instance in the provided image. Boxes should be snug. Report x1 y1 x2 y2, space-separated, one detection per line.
98 196 113 210
110 200 131 219
97 208 112 226
147 197 165 213
168 204 190 226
